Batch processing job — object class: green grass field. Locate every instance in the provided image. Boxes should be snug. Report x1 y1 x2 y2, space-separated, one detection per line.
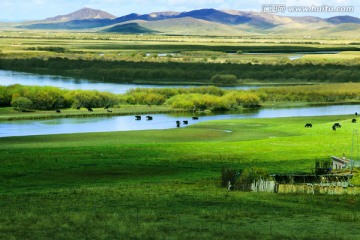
1 32 359 86
1 32 359 65
1 115 359 239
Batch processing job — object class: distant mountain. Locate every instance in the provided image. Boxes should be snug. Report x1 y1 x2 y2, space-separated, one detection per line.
44 8 116 22
141 17 249 36
17 8 360 36
326 15 360 24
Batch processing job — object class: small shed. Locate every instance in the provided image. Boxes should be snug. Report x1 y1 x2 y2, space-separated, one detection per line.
332 156 351 170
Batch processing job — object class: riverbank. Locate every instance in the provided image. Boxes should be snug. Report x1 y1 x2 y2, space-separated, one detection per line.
2 100 360 122
0 105 185 121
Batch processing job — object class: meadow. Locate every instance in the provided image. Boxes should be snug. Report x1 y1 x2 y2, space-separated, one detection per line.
1 31 360 239
1 115 360 239
0 32 359 85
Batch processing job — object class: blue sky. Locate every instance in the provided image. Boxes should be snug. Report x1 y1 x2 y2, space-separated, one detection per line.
0 0 359 21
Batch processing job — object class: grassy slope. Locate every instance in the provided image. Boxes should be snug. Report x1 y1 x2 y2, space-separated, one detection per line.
101 23 159 34
0 115 360 239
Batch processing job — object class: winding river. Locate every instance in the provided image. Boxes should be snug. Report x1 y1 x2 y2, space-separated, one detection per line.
0 69 358 138
1 105 359 137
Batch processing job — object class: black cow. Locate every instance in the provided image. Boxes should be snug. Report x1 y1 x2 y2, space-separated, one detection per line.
183 120 188 124
76 107 81 110
334 123 341 128
176 121 181 127
304 123 312 128
87 108 93 112
56 109 61 113
356 112 358 116
135 115 141 120
352 119 357 123
332 125 337 131
192 117 199 120
146 116 153 120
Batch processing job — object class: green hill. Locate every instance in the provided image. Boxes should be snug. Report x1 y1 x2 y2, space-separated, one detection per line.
101 23 159 34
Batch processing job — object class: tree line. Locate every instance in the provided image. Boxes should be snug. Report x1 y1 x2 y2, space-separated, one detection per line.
2 83 360 112
0 57 359 84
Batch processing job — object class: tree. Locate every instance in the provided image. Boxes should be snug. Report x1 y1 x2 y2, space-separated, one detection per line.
11 97 33 112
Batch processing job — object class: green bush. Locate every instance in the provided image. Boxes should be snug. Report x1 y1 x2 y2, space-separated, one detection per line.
11 97 33 112
235 167 269 191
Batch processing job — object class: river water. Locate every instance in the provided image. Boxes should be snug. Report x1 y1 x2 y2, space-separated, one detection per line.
1 105 359 137
0 70 259 94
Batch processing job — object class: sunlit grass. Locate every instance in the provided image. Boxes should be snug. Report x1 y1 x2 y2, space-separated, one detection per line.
1 115 360 239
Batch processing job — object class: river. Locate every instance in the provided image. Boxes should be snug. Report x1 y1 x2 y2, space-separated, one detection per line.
0 70 259 94
0 69 358 138
1 105 359 137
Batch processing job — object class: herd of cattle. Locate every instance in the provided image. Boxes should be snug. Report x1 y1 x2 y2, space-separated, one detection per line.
305 112 358 131
55 106 199 127
54 107 358 130
134 115 199 127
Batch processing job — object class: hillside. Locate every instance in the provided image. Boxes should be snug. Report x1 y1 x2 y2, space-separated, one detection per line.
102 23 159 34
140 17 249 36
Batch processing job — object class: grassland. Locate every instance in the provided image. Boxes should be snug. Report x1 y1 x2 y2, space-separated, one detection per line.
1 31 360 239
0 32 359 85
1 115 360 239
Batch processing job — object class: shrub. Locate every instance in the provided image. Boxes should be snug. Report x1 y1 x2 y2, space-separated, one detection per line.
221 168 241 187
11 97 33 112
235 167 269 191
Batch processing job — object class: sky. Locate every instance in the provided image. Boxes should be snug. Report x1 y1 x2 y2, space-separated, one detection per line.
0 0 359 21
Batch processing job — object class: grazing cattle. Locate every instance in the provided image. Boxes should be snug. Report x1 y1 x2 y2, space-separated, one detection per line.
352 119 357 123
334 123 341 128
146 116 153 120
183 120 188 124
87 108 93 112
56 109 61 113
356 112 358 116
192 117 199 120
107 109 112 113
135 115 141 120
304 123 312 128
332 125 337 131
76 107 81 110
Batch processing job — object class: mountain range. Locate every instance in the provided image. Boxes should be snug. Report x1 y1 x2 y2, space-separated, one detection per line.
14 8 360 35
